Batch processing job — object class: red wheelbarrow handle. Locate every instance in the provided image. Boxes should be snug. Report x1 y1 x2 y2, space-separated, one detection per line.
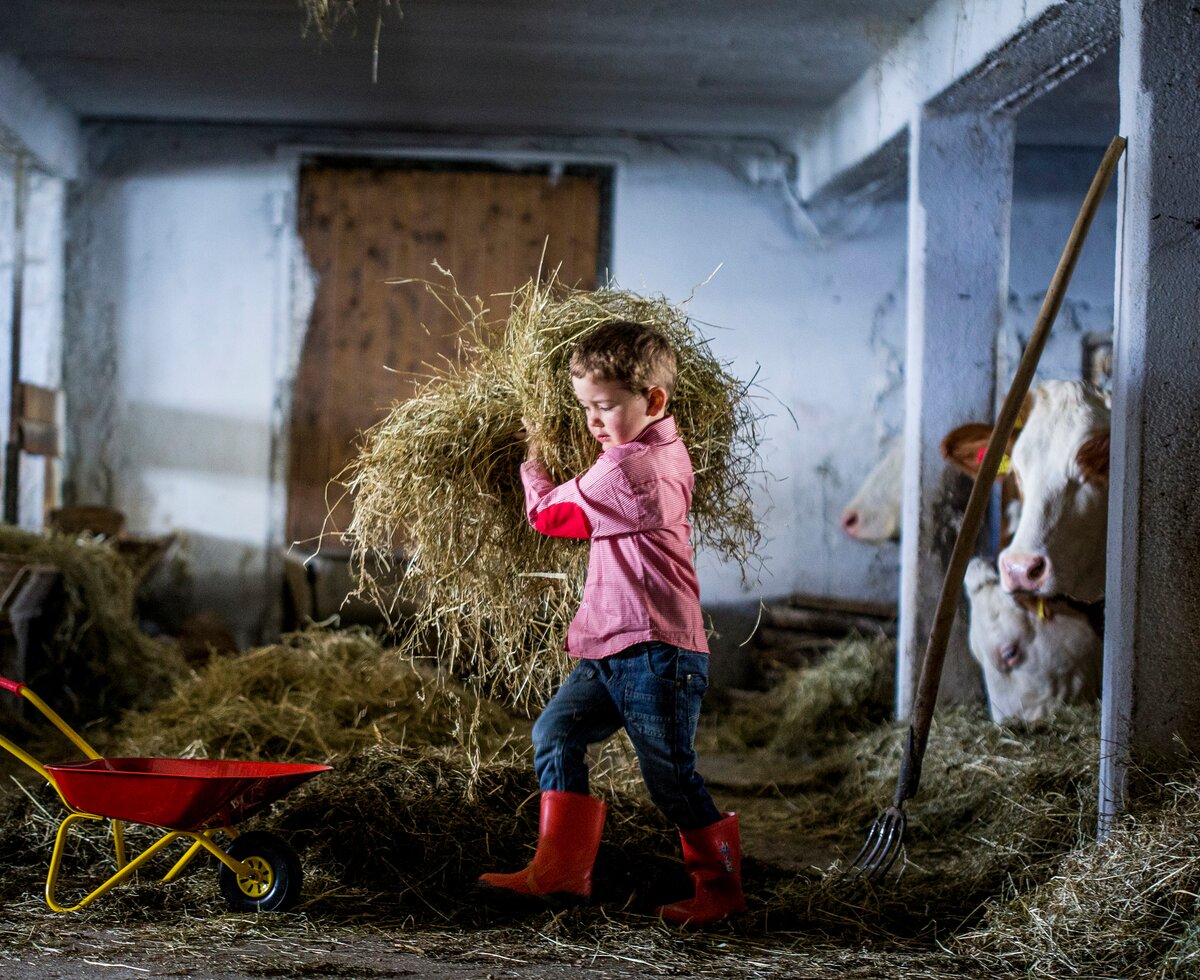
0 676 24 694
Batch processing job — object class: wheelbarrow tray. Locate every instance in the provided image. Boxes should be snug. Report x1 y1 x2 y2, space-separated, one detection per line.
45 758 331 832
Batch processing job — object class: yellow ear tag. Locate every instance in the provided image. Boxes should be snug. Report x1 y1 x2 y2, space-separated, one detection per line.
974 446 1013 475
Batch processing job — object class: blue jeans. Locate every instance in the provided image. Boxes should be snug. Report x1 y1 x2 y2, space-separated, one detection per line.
532 641 722 830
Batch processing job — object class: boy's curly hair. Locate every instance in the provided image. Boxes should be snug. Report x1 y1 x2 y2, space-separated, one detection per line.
569 320 678 397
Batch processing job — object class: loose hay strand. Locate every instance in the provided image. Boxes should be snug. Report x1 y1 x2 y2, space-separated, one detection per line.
341 271 764 713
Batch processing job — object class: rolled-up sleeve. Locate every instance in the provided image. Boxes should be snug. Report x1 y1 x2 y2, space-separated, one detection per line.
520 457 641 539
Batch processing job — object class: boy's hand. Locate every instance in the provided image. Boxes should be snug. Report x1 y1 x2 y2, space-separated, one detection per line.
519 417 542 462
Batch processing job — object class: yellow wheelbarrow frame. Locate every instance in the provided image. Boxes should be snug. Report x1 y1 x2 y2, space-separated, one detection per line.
0 678 327 912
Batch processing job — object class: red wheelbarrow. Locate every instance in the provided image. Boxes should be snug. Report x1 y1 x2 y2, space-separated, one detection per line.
0 676 330 912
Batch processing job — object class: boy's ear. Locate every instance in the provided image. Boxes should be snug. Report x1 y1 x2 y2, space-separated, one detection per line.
645 386 668 416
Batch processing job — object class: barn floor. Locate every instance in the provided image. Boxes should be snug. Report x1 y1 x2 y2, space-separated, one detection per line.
0 742 1000 980
0 628 1112 979
0 788 980 980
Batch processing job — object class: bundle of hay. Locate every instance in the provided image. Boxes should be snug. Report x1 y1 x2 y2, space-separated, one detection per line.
299 0 400 83
344 272 761 712
0 525 185 722
108 627 519 762
959 773 1200 977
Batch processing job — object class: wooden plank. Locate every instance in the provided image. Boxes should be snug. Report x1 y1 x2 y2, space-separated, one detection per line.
778 593 899 621
16 382 61 456
287 164 603 548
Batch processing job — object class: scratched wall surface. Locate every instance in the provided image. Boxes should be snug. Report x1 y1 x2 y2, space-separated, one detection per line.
55 123 1120 645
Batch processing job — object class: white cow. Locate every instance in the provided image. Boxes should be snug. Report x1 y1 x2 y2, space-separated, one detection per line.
964 557 1102 722
839 440 903 543
840 438 1019 546
941 380 1111 603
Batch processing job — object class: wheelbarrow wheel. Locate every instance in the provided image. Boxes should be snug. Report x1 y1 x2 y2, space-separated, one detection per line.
218 831 302 912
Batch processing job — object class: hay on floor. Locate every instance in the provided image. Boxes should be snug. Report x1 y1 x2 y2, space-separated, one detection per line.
1 609 1198 980
343 271 762 712
107 626 520 762
0 524 185 722
957 772 1200 978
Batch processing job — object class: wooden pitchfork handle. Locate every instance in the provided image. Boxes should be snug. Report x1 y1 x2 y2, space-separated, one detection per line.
892 134 1127 808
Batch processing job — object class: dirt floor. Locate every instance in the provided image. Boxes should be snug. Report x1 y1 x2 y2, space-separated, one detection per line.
0 752 980 980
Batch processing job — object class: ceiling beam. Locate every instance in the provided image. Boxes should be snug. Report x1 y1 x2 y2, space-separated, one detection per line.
795 0 1118 206
0 54 82 178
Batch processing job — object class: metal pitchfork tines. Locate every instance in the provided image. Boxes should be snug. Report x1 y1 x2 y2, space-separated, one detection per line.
844 726 926 881
842 134 1126 886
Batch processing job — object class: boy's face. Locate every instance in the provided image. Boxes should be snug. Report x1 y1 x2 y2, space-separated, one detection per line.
571 373 667 449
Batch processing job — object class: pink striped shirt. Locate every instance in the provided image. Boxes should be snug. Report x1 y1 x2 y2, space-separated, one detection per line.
520 416 709 659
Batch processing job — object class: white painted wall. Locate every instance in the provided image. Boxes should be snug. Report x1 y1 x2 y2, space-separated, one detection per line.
66 131 298 644
0 155 68 530
17 170 66 528
612 152 908 608
60 126 1116 648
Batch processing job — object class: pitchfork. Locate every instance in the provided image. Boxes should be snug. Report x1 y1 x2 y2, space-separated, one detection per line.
844 135 1126 882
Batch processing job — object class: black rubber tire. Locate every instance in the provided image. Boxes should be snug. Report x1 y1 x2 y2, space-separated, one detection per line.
218 831 303 912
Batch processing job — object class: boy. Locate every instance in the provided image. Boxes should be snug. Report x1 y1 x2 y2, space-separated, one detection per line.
477 320 744 927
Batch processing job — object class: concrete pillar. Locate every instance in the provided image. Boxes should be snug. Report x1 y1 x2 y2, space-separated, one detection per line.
898 110 1015 717
1100 0 1200 824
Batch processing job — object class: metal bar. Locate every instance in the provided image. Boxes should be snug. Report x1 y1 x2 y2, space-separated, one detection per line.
4 153 25 524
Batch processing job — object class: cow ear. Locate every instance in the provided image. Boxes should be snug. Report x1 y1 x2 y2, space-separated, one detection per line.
941 423 994 477
1016 390 1036 429
1077 430 1110 483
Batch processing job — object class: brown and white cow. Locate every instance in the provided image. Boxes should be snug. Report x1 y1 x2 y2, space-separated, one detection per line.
963 557 1102 722
941 380 1111 603
842 383 1109 722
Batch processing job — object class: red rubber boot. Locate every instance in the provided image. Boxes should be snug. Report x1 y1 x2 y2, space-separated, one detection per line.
656 812 745 926
478 790 606 903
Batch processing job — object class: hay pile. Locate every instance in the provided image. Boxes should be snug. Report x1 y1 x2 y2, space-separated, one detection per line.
766 634 894 754
344 273 761 712
0 524 185 722
707 634 895 754
958 774 1200 978
0 625 676 918
746 704 1101 937
106 627 519 761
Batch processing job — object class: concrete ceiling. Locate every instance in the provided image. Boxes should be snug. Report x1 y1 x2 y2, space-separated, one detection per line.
0 0 1115 146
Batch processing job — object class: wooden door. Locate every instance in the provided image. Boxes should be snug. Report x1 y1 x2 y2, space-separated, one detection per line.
288 164 604 549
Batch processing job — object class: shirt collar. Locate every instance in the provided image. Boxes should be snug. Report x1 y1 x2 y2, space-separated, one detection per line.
634 415 677 446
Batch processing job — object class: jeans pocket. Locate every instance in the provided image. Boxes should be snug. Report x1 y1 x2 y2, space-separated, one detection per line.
677 651 709 696
621 650 676 742
643 642 680 684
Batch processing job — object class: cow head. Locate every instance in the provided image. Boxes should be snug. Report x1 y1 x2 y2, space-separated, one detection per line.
840 440 903 543
964 557 1028 673
942 381 1110 603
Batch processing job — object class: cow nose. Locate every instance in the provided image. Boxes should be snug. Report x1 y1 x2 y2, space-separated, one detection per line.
841 508 860 537
999 551 1051 593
